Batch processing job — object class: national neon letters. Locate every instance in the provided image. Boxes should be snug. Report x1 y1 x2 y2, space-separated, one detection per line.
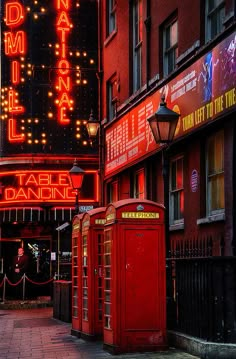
55 0 73 124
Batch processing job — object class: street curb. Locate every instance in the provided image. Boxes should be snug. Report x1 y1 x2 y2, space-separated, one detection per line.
168 330 236 359
0 300 53 310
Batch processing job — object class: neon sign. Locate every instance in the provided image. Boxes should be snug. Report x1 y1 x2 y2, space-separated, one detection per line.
1 0 98 153
4 1 26 143
3 0 75 141
0 170 98 205
55 0 73 124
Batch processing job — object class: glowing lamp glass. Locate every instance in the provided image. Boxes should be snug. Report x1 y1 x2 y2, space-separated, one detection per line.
86 110 99 139
69 160 85 190
147 97 180 144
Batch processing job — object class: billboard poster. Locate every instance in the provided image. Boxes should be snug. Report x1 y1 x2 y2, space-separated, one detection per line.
0 0 98 155
105 32 236 176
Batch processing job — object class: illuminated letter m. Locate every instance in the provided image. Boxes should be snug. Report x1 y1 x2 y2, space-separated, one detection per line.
4 31 26 56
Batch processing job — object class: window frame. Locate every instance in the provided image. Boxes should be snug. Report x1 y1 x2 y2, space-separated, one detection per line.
107 180 119 203
163 18 178 77
205 0 225 42
106 0 116 37
169 155 184 224
132 0 143 92
134 168 145 199
206 130 225 216
106 75 117 122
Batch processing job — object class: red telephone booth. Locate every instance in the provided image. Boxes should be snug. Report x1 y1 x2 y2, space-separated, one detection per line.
71 213 83 337
103 199 167 354
80 207 106 339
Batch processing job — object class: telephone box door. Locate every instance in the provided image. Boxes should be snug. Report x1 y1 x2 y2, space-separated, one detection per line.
123 227 165 340
71 214 83 337
81 207 106 339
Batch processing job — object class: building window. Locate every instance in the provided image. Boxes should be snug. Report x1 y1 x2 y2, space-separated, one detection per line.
107 180 118 203
134 169 145 199
163 19 178 77
132 0 142 92
205 0 225 42
107 76 117 122
206 131 224 215
170 156 184 223
106 0 116 36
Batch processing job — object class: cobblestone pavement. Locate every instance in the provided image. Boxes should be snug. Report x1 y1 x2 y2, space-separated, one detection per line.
0 307 200 359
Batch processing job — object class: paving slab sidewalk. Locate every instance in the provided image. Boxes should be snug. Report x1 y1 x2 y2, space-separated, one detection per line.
0 307 200 359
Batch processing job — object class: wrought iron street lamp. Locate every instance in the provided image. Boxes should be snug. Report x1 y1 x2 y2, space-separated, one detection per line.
86 109 104 206
147 95 180 144
69 159 85 214
86 109 100 139
147 95 180 253
147 95 180 328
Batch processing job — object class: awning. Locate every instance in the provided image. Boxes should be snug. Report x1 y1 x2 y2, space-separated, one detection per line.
0 205 95 223
50 206 94 222
50 207 74 222
0 208 44 223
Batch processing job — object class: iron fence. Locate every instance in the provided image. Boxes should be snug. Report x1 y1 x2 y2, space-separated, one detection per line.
167 249 236 343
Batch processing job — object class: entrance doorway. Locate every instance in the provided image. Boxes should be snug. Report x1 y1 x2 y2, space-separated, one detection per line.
24 238 52 279
0 238 52 299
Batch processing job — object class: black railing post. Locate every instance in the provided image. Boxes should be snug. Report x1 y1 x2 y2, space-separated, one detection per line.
163 149 176 329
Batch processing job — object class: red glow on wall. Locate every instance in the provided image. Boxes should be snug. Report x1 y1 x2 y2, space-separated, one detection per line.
0 170 99 205
55 0 73 124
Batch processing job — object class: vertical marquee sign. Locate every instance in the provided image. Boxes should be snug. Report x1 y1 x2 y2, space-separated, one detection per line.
55 0 73 125
1 0 98 155
4 1 26 142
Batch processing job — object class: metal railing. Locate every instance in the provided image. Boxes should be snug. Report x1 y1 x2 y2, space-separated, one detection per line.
167 233 236 343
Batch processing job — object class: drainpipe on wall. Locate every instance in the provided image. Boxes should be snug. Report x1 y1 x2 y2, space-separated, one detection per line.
97 0 104 207
144 0 151 91
233 120 236 256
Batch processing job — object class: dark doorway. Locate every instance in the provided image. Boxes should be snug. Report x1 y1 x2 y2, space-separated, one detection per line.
0 238 52 299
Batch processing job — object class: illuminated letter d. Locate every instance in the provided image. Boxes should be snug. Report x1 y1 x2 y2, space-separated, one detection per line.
6 2 25 27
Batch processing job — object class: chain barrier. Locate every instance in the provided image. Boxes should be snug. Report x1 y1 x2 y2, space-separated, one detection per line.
0 276 4 288
25 275 54 286
0 273 54 303
6 275 24 287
